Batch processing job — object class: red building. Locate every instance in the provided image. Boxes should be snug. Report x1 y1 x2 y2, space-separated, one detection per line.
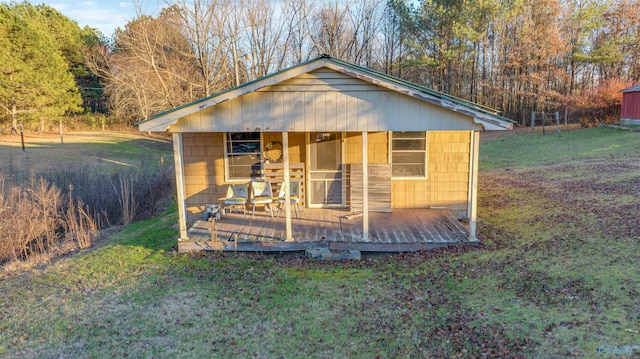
621 84 640 125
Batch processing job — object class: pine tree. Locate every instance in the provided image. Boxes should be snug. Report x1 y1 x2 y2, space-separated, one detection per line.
0 4 81 131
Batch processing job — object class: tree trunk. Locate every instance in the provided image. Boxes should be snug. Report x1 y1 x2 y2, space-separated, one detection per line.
11 104 18 134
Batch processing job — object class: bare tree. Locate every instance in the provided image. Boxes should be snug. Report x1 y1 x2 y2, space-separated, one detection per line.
86 7 199 121
240 0 290 79
280 0 315 64
171 0 234 95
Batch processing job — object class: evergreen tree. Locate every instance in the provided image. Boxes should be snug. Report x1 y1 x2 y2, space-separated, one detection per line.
0 3 82 131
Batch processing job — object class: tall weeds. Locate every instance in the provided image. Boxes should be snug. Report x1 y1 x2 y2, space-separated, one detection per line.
0 156 174 265
63 186 98 249
0 177 99 263
112 174 137 225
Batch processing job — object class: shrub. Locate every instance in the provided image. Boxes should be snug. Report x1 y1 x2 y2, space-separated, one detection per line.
571 78 633 127
0 158 174 264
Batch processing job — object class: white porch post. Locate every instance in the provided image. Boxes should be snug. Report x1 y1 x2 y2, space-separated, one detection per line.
362 132 369 242
172 132 188 240
468 130 480 242
282 132 293 241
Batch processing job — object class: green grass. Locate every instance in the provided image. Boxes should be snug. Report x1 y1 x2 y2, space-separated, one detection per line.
480 127 640 170
1 127 639 358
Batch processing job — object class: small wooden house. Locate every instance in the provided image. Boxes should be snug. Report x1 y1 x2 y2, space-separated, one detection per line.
137 55 513 252
621 84 640 126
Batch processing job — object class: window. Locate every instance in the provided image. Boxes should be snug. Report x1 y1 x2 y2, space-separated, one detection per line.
391 131 427 178
225 132 262 180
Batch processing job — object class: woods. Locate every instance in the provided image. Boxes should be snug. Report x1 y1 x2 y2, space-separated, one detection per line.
2 0 640 128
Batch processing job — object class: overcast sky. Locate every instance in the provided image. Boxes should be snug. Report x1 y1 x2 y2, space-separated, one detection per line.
36 0 162 36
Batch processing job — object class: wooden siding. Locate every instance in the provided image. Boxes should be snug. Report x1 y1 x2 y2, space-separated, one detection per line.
171 69 483 133
621 91 640 120
341 131 472 219
182 132 307 223
181 130 472 222
182 133 225 223
347 164 392 212
392 131 471 219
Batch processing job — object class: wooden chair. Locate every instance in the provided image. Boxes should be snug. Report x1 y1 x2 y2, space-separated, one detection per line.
276 182 302 218
224 183 248 216
250 181 274 218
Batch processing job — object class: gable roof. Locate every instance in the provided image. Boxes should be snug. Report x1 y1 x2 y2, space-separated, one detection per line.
137 55 514 132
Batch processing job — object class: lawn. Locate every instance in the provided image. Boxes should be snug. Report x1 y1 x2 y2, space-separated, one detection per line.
0 132 172 184
1 127 639 358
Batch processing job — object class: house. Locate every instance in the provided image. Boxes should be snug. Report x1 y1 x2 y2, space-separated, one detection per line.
621 84 640 126
137 55 513 252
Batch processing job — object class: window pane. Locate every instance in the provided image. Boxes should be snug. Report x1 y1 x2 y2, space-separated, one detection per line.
392 164 425 177
226 132 262 180
392 152 425 164
392 139 425 151
228 165 254 179
231 141 260 154
229 154 261 166
391 131 426 178
392 131 425 139
230 132 260 141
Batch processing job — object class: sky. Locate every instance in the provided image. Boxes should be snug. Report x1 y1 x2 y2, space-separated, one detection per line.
36 0 162 36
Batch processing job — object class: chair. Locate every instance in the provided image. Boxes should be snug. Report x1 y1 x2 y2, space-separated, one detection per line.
250 181 274 218
224 183 248 216
276 182 302 218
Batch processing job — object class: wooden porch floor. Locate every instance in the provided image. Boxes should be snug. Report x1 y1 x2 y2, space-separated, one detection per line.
180 208 471 252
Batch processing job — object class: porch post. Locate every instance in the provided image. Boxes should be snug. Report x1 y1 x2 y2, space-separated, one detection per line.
282 131 293 241
468 130 480 242
172 132 188 240
362 132 369 242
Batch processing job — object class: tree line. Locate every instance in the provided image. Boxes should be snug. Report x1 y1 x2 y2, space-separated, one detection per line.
3 0 640 129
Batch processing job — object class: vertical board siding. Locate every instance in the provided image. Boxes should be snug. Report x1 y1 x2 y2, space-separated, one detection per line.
173 68 478 132
337 92 348 132
621 91 640 120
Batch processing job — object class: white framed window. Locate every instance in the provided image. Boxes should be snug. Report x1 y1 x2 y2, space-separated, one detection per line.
225 132 263 181
390 131 427 178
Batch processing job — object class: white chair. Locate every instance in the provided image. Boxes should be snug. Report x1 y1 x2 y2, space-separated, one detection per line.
276 182 302 218
250 181 274 218
224 183 248 216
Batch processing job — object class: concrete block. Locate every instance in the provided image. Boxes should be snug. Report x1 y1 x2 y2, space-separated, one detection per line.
305 248 361 260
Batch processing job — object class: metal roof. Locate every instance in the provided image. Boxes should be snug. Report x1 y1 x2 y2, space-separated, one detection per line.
621 84 640 93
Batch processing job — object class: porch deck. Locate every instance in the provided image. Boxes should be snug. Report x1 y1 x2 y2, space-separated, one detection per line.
180 208 472 253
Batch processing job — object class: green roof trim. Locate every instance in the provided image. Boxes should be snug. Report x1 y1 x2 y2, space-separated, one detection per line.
136 54 516 126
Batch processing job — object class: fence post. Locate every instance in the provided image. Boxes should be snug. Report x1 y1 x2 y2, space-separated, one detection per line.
531 111 535 130
19 124 25 151
59 121 64 145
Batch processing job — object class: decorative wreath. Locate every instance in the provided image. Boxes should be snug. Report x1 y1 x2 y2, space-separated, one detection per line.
264 141 283 162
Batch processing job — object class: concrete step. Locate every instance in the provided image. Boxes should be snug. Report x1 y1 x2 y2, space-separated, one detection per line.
305 247 361 260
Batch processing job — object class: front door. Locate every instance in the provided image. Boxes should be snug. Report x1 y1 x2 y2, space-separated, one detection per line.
308 132 343 207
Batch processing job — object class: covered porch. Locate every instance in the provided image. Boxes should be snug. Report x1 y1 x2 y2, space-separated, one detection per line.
179 208 471 252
